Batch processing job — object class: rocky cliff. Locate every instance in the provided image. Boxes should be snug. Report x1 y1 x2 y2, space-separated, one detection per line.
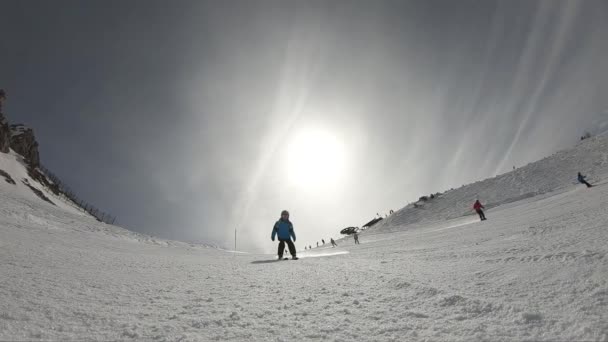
9 124 40 168
0 89 9 153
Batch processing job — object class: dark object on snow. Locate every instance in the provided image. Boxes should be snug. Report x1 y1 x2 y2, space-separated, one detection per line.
353 232 360 245
340 227 358 235
0 169 15 184
578 172 593 188
362 217 383 228
21 179 55 205
419 196 429 202
322 239 325 245
473 200 486 221
330 238 337 247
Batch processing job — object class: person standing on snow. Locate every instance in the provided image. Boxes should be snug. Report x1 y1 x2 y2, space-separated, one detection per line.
578 172 593 188
330 238 338 247
473 200 487 221
271 210 298 260
353 232 360 245
322 239 325 245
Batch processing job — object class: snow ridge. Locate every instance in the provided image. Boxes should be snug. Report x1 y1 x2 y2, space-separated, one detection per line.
377 134 608 232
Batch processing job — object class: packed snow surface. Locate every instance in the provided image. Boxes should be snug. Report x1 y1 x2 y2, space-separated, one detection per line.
1 137 608 341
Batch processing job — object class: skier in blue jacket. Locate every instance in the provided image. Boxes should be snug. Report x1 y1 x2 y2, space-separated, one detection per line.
271 210 298 260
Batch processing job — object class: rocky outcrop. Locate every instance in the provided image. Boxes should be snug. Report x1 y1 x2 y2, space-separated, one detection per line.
0 114 9 153
9 124 40 168
0 89 9 153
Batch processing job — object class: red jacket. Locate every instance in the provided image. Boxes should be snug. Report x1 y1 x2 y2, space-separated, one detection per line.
473 201 484 210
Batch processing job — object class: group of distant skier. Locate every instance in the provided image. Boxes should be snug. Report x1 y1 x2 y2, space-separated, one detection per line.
272 172 595 260
302 238 340 250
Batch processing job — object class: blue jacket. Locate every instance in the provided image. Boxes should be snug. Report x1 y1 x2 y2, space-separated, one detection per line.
272 219 296 241
578 173 586 183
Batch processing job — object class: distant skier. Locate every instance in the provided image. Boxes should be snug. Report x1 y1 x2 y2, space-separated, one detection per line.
271 210 298 260
317 242 319 247
309 245 311 250
578 172 593 188
330 238 338 247
322 239 325 245
353 232 360 245
473 200 487 221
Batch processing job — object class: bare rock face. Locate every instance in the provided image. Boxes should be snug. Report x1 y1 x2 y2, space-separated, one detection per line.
9 124 40 168
0 89 9 153
0 114 9 153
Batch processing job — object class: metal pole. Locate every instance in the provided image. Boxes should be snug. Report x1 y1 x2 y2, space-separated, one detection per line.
234 228 237 251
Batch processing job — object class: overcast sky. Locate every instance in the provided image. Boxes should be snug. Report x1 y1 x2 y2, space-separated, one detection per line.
1 0 607 252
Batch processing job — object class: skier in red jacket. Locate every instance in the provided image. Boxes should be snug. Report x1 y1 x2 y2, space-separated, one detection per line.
473 200 487 221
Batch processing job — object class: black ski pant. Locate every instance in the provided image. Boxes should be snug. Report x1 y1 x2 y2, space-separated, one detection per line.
278 239 296 258
581 180 593 188
476 209 486 221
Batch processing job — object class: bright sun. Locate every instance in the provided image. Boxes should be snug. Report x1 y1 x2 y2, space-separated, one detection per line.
286 128 346 188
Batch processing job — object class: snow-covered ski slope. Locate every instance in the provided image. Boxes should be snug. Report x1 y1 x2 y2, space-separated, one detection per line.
376 134 608 232
1 136 607 341
0 151 217 248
